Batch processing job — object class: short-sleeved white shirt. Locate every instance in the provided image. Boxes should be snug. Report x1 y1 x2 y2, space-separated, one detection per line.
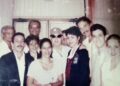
27 59 63 84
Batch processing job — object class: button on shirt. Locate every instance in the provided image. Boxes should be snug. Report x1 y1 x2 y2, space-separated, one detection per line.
14 53 25 86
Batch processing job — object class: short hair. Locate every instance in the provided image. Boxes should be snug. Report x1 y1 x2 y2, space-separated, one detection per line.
39 38 53 58
12 32 25 43
66 26 82 37
76 16 92 26
28 19 41 29
90 24 107 36
25 35 39 46
1 25 15 34
106 34 120 44
62 30 67 35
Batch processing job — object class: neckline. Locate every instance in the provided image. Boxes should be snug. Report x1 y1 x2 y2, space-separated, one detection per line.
38 59 54 72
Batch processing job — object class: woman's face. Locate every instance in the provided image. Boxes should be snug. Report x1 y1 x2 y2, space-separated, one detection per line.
92 29 105 48
67 34 80 48
28 40 38 52
41 42 52 58
107 39 120 57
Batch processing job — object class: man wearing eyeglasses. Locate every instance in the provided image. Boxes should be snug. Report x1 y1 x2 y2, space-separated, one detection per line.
50 27 70 86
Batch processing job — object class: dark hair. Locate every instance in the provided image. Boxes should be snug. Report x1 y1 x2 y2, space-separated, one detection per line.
66 26 82 37
76 16 92 26
90 24 107 36
106 34 120 45
39 38 53 58
62 29 67 35
12 32 25 43
28 19 41 29
66 26 83 43
25 35 39 45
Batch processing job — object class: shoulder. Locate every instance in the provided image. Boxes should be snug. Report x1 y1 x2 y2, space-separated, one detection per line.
0 52 13 60
79 44 87 51
25 52 34 61
0 52 14 67
77 46 89 60
62 45 71 50
30 59 40 67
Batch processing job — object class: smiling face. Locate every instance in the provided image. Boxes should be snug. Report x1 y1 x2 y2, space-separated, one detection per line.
41 41 52 58
67 34 80 48
107 39 120 57
28 40 38 53
92 29 105 48
29 22 40 37
12 35 25 53
3 28 14 42
78 21 91 37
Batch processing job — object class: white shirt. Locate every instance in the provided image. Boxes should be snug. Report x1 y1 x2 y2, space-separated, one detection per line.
14 53 25 86
101 57 120 86
27 59 63 84
90 46 108 86
52 45 70 86
52 45 70 72
0 40 11 58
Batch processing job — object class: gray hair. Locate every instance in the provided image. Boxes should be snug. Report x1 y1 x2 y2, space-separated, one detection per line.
1 25 15 35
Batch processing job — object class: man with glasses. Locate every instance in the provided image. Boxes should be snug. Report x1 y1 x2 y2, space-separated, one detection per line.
50 27 70 86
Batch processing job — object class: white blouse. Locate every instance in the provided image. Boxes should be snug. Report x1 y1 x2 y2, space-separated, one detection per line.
27 59 63 84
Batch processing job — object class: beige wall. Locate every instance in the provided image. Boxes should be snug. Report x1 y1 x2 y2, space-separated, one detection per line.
92 0 120 35
0 0 14 35
13 0 84 18
13 0 84 38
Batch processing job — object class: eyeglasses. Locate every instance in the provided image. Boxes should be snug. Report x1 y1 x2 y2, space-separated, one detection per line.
50 34 62 38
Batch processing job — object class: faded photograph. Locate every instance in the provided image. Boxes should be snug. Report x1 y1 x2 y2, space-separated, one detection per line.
0 0 120 86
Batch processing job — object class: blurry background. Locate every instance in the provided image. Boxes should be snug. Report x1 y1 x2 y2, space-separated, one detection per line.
0 0 120 38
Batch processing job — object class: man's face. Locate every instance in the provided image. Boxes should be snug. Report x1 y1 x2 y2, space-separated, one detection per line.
29 22 40 37
78 21 91 37
3 28 14 42
12 35 25 52
50 33 62 47
92 30 105 48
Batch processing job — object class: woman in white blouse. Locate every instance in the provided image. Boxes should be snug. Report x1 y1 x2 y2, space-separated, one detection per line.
27 38 64 86
101 34 120 86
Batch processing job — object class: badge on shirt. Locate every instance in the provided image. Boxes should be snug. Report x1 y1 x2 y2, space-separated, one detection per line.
73 56 78 64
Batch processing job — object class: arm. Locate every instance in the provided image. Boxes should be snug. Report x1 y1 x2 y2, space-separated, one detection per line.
50 74 64 86
78 49 90 85
27 76 37 86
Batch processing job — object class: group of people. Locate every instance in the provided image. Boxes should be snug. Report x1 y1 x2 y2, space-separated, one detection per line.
0 16 120 86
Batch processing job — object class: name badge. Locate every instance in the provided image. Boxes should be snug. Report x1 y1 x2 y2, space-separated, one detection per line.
73 57 78 64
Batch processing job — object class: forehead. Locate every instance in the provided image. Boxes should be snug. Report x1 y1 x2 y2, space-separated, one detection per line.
14 35 24 40
4 28 14 32
30 22 39 27
29 40 38 43
42 42 51 47
78 21 89 27
108 39 120 46
92 29 104 36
